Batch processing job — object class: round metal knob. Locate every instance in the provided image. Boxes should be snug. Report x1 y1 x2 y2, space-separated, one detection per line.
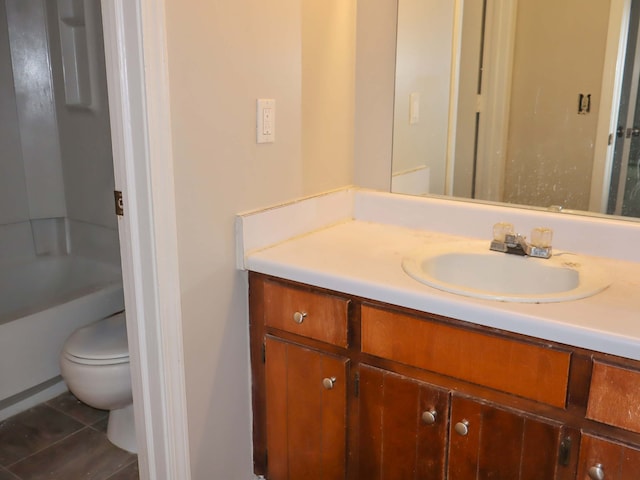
421 409 437 425
322 377 337 390
454 420 470 436
588 464 605 480
293 311 307 324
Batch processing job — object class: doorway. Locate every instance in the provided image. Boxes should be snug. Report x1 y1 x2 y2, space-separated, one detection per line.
609 0 640 217
99 1 191 478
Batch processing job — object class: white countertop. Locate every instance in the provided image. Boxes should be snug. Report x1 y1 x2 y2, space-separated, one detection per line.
238 189 640 361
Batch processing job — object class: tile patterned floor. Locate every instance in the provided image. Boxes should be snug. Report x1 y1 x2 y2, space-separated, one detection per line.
0 392 138 480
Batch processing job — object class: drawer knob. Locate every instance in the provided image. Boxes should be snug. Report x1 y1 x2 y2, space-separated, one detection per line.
454 420 470 436
421 409 437 425
322 377 337 390
588 464 605 480
293 311 307 324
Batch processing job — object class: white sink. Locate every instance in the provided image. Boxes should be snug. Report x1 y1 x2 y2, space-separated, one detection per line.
402 240 611 303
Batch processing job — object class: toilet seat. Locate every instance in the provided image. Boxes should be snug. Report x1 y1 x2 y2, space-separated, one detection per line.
60 311 136 452
63 312 129 366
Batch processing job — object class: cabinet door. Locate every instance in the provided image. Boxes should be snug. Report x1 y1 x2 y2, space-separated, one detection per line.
359 365 450 480
448 395 575 480
265 336 349 480
577 433 640 480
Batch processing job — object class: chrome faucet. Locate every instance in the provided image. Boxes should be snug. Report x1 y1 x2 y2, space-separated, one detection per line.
489 223 553 259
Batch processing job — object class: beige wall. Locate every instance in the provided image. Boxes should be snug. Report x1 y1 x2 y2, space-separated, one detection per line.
392 0 454 195
503 0 610 209
354 0 398 192
302 0 356 193
163 0 356 477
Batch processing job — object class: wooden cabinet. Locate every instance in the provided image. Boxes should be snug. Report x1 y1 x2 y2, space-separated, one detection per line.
359 365 449 479
250 276 353 479
361 304 571 408
448 395 574 480
579 361 640 479
264 337 349 480
358 365 574 480
262 279 350 348
249 273 640 480
586 361 640 434
576 434 640 479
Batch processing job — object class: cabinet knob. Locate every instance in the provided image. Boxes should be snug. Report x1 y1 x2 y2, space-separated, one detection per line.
454 420 470 436
322 377 337 390
421 409 437 425
588 464 605 480
293 311 307 324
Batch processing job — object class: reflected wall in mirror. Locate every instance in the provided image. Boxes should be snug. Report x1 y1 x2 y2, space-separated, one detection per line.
391 0 640 219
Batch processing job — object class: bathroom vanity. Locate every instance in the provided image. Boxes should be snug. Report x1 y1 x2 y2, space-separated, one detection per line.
238 189 640 480
249 273 640 479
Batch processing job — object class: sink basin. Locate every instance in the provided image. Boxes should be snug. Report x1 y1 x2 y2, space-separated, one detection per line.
402 241 611 303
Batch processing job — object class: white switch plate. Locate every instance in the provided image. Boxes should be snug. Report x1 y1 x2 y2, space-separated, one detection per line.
257 99 275 143
409 92 420 124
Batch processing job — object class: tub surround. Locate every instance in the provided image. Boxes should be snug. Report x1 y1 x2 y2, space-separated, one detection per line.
237 188 640 361
0 255 124 421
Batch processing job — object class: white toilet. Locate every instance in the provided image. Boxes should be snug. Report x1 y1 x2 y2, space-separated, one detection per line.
59 312 137 453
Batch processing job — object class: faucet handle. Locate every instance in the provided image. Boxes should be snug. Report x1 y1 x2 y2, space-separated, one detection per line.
530 227 553 248
492 222 514 242
529 227 553 258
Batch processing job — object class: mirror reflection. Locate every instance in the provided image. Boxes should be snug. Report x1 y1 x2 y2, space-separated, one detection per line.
391 0 640 219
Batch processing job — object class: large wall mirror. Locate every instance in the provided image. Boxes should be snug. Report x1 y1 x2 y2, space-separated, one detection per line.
391 0 640 219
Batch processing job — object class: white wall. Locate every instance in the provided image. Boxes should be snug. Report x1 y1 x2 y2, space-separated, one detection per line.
392 0 455 195
1 0 67 260
0 0 29 227
5 0 66 222
46 0 119 264
163 1 356 477
0 0 117 263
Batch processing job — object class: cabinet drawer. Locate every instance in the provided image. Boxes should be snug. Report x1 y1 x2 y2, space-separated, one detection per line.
586 361 640 433
577 433 640 479
262 280 350 347
361 305 571 408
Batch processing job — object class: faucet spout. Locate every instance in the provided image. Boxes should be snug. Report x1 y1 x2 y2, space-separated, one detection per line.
504 233 529 256
489 224 553 259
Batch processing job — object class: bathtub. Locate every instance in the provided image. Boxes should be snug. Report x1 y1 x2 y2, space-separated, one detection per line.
0 255 124 419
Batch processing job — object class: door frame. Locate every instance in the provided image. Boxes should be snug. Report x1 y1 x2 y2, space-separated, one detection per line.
590 0 631 213
447 0 518 202
101 1 191 479
473 0 517 203
613 3 640 215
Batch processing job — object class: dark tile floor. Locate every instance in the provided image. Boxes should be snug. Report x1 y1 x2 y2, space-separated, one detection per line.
0 392 138 480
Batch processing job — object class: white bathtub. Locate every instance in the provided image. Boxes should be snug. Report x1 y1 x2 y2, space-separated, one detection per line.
0 255 124 419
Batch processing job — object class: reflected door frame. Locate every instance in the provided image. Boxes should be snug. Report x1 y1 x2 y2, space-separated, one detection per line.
608 0 640 215
448 0 517 202
590 0 632 213
473 0 517 202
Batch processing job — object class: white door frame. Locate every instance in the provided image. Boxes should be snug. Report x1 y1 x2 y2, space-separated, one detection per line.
614 3 640 215
590 0 631 213
101 1 191 479
473 0 517 202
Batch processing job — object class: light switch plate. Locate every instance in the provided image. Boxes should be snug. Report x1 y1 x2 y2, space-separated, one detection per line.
409 92 420 124
257 99 275 143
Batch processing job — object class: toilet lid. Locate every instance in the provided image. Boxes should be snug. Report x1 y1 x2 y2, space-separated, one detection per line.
64 312 129 362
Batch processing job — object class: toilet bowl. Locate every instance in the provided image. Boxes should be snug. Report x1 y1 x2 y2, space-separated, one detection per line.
59 312 137 453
